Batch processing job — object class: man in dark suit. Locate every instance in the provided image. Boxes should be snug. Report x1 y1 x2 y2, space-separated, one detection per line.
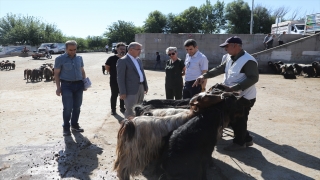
117 42 148 118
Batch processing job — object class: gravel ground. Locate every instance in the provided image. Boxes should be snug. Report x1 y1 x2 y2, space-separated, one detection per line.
0 52 319 180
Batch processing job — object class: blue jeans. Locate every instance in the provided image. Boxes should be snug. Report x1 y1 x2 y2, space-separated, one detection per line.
61 81 84 129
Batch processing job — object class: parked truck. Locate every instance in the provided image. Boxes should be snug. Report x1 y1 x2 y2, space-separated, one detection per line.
271 20 305 34
304 13 320 35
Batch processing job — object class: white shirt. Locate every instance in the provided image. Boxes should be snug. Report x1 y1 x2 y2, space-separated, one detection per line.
184 50 208 81
127 53 144 82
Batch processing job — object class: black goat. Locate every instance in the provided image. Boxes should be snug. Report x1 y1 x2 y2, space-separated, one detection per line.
312 61 320 77
160 96 239 180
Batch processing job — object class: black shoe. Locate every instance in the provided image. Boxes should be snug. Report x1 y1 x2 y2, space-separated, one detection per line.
120 108 126 113
111 110 117 115
63 128 71 136
71 125 84 132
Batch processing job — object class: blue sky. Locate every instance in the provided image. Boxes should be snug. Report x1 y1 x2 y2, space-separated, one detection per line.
0 0 319 38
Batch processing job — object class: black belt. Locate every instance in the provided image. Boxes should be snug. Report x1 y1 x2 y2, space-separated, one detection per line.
185 80 196 84
60 79 82 83
138 81 144 84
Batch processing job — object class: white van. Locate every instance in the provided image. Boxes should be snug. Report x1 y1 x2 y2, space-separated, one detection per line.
38 43 65 54
271 21 305 34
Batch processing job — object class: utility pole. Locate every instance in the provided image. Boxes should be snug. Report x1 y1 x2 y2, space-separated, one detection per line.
250 0 254 34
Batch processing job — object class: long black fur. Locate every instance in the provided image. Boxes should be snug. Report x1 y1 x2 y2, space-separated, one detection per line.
160 96 238 180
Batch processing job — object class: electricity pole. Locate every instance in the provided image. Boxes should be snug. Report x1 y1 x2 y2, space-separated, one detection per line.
250 0 254 34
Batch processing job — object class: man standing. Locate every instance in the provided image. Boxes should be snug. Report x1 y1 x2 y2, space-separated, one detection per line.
117 42 148 118
105 44 109 53
193 36 259 151
265 34 275 49
45 46 49 55
182 39 208 99
54 40 87 136
277 31 286 45
105 42 126 115
263 33 270 50
154 52 161 70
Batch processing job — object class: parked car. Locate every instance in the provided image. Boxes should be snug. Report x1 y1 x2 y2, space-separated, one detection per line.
112 46 117 54
38 43 65 54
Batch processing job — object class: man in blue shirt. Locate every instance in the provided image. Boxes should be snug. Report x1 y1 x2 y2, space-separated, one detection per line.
54 40 87 136
182 39 208 99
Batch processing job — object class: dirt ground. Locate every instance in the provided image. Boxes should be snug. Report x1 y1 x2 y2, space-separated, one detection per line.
0 52 319 180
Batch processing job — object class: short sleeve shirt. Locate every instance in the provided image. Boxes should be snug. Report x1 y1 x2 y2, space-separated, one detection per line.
54 53 84 81
105 55 120 84
165 58 185 87
184 51 208 81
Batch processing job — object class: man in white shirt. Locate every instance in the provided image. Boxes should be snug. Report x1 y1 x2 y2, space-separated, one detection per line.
182 39 208 99
105 45 109 53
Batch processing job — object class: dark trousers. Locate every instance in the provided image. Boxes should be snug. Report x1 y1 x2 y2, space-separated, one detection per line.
110 83 124 111
182 80 201 99
154 61 161 70
165 85 183 100
278 41 284 45
266 42 273 49
230 98 256 146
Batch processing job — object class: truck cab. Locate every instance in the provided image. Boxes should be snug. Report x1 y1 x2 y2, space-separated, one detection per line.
271 21 305 34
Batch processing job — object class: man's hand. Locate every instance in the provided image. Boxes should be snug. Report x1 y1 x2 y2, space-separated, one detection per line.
192 75 205 87
144 90 148 94
221 84 234 92
56 88 61 96
120 94 126 100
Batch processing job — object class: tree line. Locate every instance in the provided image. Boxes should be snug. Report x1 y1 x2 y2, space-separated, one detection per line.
0 0 307 49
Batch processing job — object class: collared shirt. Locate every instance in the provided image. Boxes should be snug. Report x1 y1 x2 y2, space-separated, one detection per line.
184 50 208 81
203 49 259 91
127 53 144 82
54 53 84 81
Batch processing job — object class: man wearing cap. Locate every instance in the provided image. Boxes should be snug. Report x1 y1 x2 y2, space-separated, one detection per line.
193 36 259 151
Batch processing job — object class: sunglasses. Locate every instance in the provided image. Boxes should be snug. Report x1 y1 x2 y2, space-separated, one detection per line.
167 52 175 56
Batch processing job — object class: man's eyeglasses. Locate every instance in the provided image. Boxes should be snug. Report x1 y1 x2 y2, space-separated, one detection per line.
167 52 175 56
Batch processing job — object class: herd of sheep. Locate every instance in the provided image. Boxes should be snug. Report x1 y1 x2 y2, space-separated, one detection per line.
24 63 55 82
0 60 15 70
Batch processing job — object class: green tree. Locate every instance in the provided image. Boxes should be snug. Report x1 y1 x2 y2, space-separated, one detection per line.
252 5 274 34
166 13 185 33
75 37 88 51
87 36 105 50
167 7 202 33
225 0 251 34
104 20 139 45
0 13 64 46
143 10 167 33
179 6 202 33
199 0 226 34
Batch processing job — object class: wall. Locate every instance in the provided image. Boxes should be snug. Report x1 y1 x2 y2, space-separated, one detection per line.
252 33 320 73
135 33 305 70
